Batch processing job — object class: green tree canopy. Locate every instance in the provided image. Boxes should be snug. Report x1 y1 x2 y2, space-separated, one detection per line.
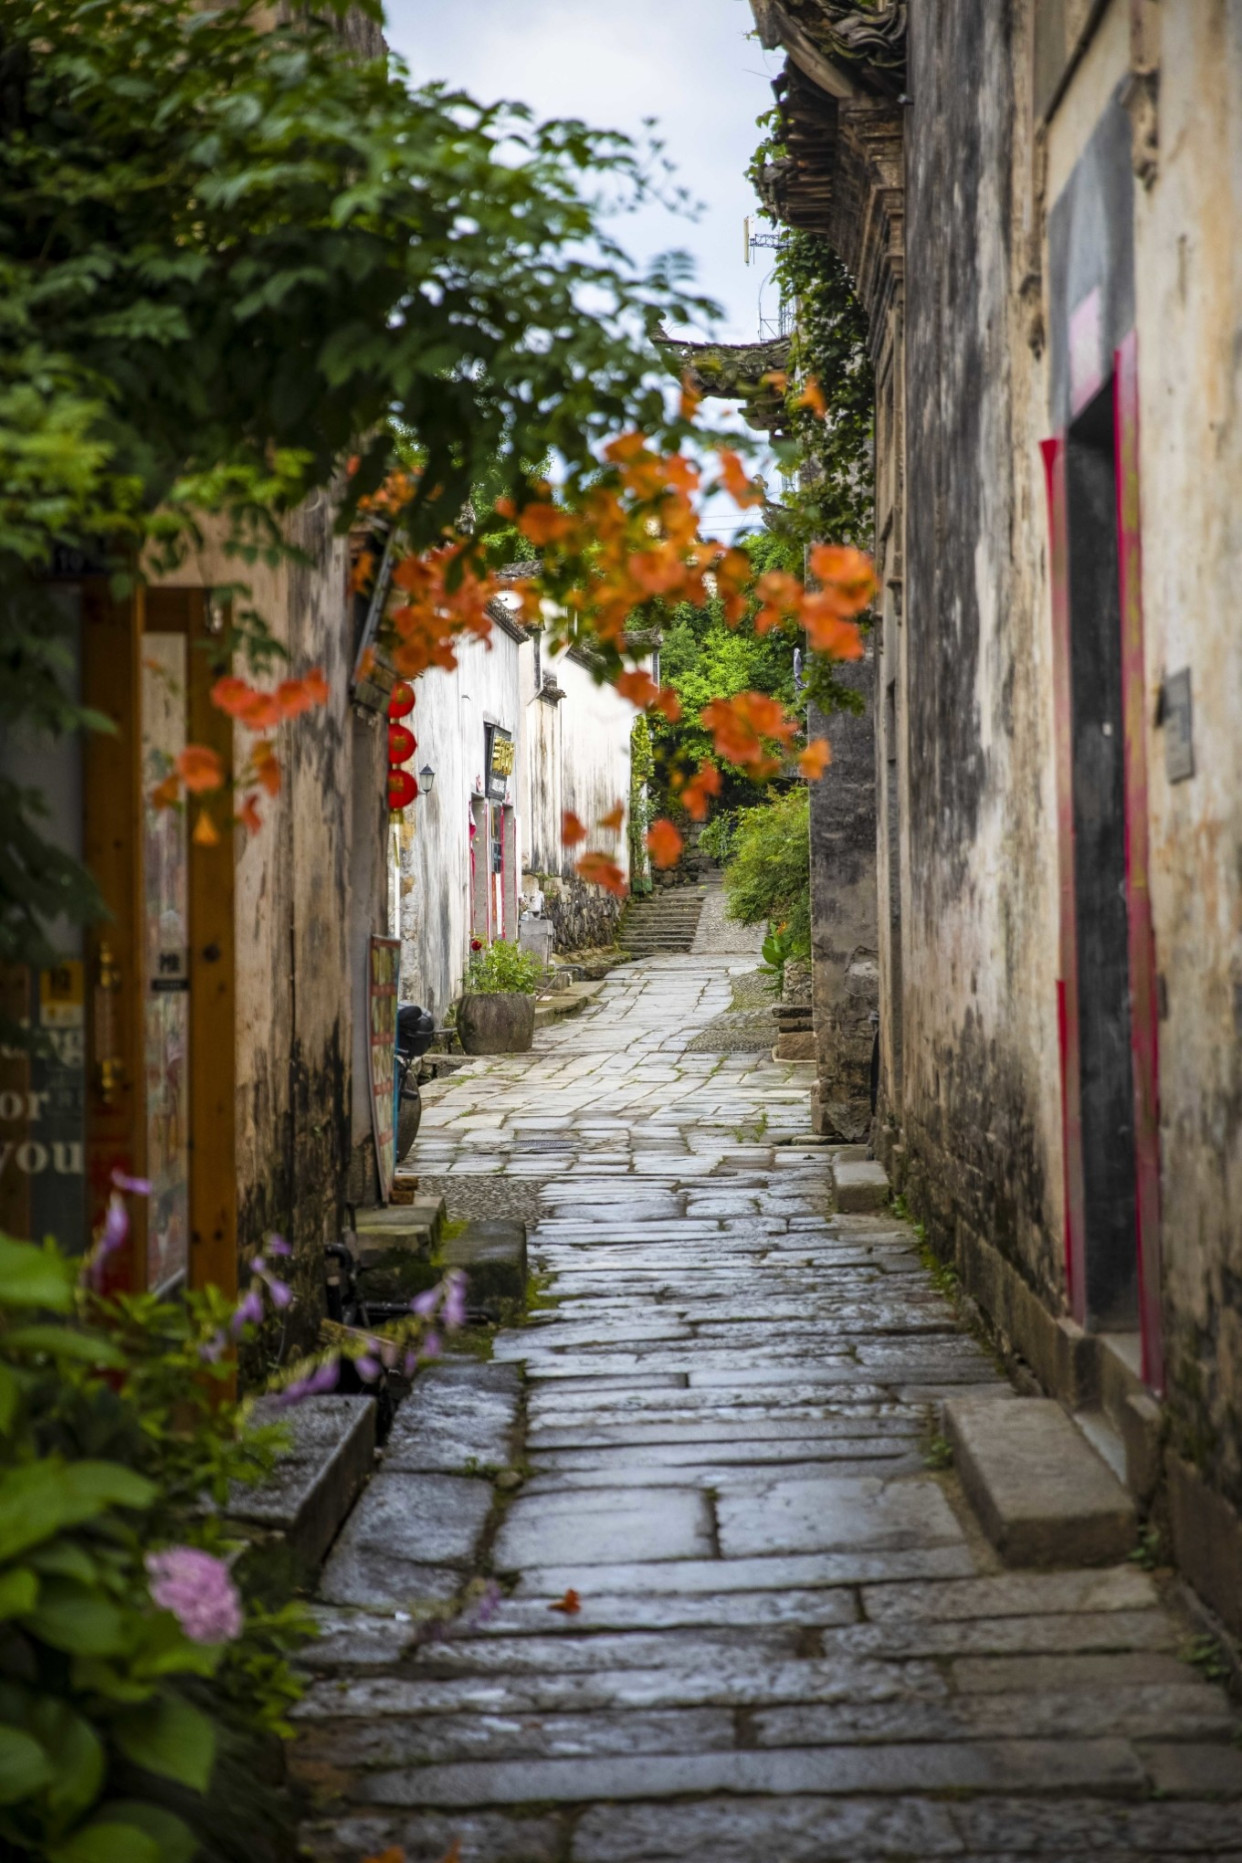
654 530 802 808
0 0 714 970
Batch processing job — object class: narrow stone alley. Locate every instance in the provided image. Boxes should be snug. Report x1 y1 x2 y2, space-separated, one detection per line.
296 952 1242 1863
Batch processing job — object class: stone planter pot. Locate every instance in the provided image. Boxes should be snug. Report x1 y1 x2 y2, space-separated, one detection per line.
457 992 536 1055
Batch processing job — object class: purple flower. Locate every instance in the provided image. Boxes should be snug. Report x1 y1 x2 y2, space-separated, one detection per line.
146 1547 243 1644
112 1169 152 1196
442 1270 468 1331
230 1287 265 1336
102 1194 129 1254
422 1332 442 1359
267 1235 291 1258
411 1286 442 1318
266 1277 292 1309
272 1357 339 1407
86 1193 129 1290
402 1350 420 1378
355 1354 382 1382
199 1331 228 1363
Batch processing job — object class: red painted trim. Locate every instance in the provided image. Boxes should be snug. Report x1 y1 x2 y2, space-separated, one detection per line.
1041 435 1087 1323
1114 331 1164 1394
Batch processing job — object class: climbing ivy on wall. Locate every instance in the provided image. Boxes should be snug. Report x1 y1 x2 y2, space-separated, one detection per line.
772 230 875 551
747 120 876 720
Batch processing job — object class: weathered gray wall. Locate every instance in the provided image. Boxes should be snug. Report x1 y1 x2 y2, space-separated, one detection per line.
1121 0 1242 1531
808 669 878 1141
884 0 1242 1622
152 493 387 1343
891 0 1063 1313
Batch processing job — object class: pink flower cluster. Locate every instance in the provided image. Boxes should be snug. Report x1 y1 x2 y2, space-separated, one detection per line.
145 1546 243 1644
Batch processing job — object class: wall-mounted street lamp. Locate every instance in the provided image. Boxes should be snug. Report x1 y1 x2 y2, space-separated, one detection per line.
418 764 436 796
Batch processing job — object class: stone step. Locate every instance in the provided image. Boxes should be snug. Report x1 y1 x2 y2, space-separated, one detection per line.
317 1362 522 1610
442 1218 528 1305
355 1196 446 1249
352 1198 447 1302
534 980 605 1028
623 940 696 952
832 1158 891 1212
230 1394 376 1572
944 1393 1137 1567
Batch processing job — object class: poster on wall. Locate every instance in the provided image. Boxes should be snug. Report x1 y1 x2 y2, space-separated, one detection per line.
368 935 401 1204
485 725 513 802
0 962 86 1248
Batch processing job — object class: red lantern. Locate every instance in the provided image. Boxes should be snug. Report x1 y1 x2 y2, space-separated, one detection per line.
388 722 416 765
388 768 418 809
388 681 415 720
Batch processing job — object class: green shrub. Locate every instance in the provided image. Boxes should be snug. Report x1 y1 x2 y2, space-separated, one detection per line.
723 787 811 949
759 921 810 996
0 1223 310 1862
0 1205 464 1862
464 940 544 996
697 810 737 867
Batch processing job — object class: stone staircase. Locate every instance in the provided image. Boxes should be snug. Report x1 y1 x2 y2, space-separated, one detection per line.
619 885 708 956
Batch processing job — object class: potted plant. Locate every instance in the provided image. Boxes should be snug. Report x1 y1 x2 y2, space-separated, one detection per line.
456 939 545 1054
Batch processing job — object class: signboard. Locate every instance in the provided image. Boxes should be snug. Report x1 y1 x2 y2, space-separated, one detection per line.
368 936 401 1204
0 962 86 1248
485 725 514 802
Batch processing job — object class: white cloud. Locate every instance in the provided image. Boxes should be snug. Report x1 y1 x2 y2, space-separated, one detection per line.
383 0 784 343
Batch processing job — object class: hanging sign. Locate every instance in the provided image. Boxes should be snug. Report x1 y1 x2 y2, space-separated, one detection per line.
485 726 514 802
367 936 401 1204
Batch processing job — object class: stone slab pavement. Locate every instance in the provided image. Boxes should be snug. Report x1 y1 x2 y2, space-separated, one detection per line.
296 955 1242 1863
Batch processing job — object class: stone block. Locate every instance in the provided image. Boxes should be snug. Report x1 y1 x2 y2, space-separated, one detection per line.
715 1473 966 1560
493 1487 713 1568
833 1160 890 1213
1121 1391 1162 1503
1166 1450 1242 1640
355 1198 446 1247
773 1032 817 1061
230 1394 376 1571
301 1812 565 1863
358 1736 1146 1809
384 1361 521 1475
944 1394 1136 1566
442 1219 528 1303
320 1469 494 1607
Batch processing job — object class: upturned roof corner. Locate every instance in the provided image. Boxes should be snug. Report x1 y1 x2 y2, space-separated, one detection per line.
749 1 907 101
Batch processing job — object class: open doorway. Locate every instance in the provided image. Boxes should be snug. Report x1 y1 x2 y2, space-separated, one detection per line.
1065 379 1138 1332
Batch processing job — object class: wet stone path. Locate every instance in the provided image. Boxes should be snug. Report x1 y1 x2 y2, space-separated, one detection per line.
296 955 1242 1863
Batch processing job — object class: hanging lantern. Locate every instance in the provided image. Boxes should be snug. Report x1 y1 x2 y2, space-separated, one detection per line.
388 721 417 765
388 767 418 810
386 678 418 814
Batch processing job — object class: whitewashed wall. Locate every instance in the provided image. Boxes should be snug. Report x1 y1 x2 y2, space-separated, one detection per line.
398 607 640 1010
396 617 524 1020
523 634 639 883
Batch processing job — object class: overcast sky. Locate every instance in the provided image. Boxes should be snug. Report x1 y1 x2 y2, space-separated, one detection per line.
383 0 783 348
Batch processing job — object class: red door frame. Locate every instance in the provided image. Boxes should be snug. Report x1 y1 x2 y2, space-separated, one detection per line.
1040 331 1164 1391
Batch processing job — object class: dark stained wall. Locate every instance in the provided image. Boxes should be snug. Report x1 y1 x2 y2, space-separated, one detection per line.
897 0 1064 1306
